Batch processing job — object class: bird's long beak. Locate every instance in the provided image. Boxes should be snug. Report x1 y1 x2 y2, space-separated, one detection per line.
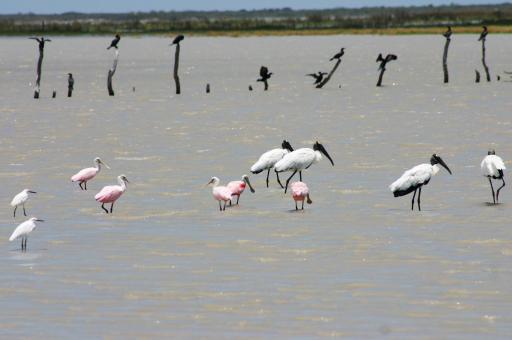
244 177 255 193
438 157 452 175
321 147 334 166
100 160 111 169
36 219 44 222
205 179 213 187
28 191 37 194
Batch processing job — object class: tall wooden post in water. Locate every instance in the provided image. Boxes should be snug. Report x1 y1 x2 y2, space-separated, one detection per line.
29 36 51 99
478 26 491 82
107 49 119 96
442 26 452 83
171 34 184 95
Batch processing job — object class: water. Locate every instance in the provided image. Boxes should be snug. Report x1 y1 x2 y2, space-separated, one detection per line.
0 35 511 338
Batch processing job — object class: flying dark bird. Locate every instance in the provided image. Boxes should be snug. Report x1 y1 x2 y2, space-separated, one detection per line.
443 26 452 39
29 36 51 50
478 26 488 41
306 71 328 84
107 34 121 49
330 48 345 61
390 154 452 211
172 34 184 45
257 66 273 82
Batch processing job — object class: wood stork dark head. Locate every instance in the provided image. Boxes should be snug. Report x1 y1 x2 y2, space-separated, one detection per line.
430 154 452 174
281 140 294 152
313 141 334 166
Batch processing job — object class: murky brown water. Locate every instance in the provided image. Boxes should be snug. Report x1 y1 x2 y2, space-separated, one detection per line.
0 35 512 337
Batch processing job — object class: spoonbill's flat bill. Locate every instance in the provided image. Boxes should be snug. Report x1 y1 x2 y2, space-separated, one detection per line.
291 182 312 210
10 189 37 218
274 141 334 193
94 175 129 214
250 140 293 188
481 150 506 204
71 157 110 190
227 175 255 206
206 177 232 211
389 154 452 211
9 217 44 251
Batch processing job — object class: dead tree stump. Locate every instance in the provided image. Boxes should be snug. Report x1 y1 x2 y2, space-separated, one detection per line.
442 36 451 83
67 73 74 97
475 70 481 83
107 49 119 96
481 38 491 82
30 37 51 99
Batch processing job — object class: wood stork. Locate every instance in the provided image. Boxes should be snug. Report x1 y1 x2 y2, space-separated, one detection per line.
274 141 334 193
71 157 110 190
291 182 312 210
227 175 255 206
250 140 294 188
10 189 37 218
390 154 452 211
9 217 44 251
481 149 506 204
206 177 232 211
94 175 129 214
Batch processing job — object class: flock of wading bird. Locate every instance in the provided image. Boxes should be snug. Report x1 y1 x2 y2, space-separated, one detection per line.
7 26 507 250
26 25 506 99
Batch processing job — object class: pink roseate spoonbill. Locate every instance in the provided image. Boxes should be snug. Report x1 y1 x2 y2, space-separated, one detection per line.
227 175 255 206
94 175 129 214
275 141 334 193
71 157 110 190
481 149 506 204
291 182 312 210
10 189 37 218
206 177 232 211
9 217 44 251
251 140 293 188
390 154 452 211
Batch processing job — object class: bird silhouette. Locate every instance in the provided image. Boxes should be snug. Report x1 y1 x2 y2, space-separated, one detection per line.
306 71 328 84
107 34 121 49
330 48 345 61
172 34 184 45
478 26 488 41
257 66 273 82
443 26 452 39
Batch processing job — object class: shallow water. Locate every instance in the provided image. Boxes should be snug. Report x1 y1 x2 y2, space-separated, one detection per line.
0 35 512 338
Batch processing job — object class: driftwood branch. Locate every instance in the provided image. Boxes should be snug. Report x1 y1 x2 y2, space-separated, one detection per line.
442 37 451 83
481 38 491 82
316 58 341 89
173 43 181 94
107 49 119 96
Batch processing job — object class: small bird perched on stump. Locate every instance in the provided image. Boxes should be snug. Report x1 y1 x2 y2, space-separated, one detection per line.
443 26 452 39
478 26 488 41
172 34 184 45
330 47 345 61
107 34 121 49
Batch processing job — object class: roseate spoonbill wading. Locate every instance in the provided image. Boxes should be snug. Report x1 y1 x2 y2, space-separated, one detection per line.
9 217 44 251
10 189 37 218
227 175 255 206
274 141 334 193
95 175 129 214
389 154 452 211
481 149 506 204
251 140 294 188
206 177 232 211
71 157 110 190
291 182 312 210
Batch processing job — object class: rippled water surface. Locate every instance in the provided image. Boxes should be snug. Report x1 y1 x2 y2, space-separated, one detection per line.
1 35 512 338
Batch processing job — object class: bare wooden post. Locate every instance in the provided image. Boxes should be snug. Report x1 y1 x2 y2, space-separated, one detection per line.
30 37 50 99
52 90 56 98
481 38 491 82
173 43 181 94
475 70 481 83
107 49 119 96
442 37 451 83
67 73 74 97
206 83 210 93
316 59 341 89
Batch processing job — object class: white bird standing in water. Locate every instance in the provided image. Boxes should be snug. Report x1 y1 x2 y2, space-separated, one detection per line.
10 189 37 218
274 141 334 193
250 140 294 188
481 149 506 204
390 154 452 211
9 217 44 251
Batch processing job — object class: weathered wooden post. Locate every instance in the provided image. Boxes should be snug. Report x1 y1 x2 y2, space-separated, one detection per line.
206 83 210 93
376 53 398 87
475 70 481 83
257 66 272 91
442 26 452 83
52 90 56 98
67 73 74 97
107 49 119 96
171 34 184 95
478 26 491 82
316 48 344 89
29 36 51 99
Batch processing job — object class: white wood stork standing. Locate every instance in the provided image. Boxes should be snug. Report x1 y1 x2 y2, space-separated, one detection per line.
274 141 334 193
389 154 452 211
10 189 37 218
250 140 294 188
9 217 44 251
481 149 506 204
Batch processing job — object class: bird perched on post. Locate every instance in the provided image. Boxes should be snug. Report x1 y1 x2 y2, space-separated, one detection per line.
10 189 37 218
377 53 398 71
9 217 44 251
29 36 51 50
107 34 121 49
172 34 184 45
330 47 345 61
443 26 452 39
67 73 74 97
478 26 488 41
306 71 328 85
257 66 272 90
481 149 506 204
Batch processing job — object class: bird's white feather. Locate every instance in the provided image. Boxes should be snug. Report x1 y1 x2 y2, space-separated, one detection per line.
10 190 30 207
275 148 319 172
481 155 506 177
251 148 288 173
9 219 36 241
390 163 434 193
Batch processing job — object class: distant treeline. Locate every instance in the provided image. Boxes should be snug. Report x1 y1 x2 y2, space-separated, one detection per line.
1 4 512 35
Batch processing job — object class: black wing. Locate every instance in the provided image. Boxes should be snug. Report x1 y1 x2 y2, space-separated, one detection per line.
260 66 269 78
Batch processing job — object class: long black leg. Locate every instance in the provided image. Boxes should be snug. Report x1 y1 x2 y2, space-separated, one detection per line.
101 203 109 214
24 238 27 251
284 170 298 194
219 201 222 211
266 169 270 188
488 177 496 204
417 187 422 211
84 181 87 190
236 195 240 205
299 171 302 181
496 177 506 203
302 200 304 210
223 201 226 211
229 199 232 207
276 171 284 189
295 201 298 210
411 189 417 211
23 204 27 216
110 202 114 214
79 182 83 190
13 206 17 218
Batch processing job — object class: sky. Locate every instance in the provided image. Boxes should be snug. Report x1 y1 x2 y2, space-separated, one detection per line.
0 0 504 14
